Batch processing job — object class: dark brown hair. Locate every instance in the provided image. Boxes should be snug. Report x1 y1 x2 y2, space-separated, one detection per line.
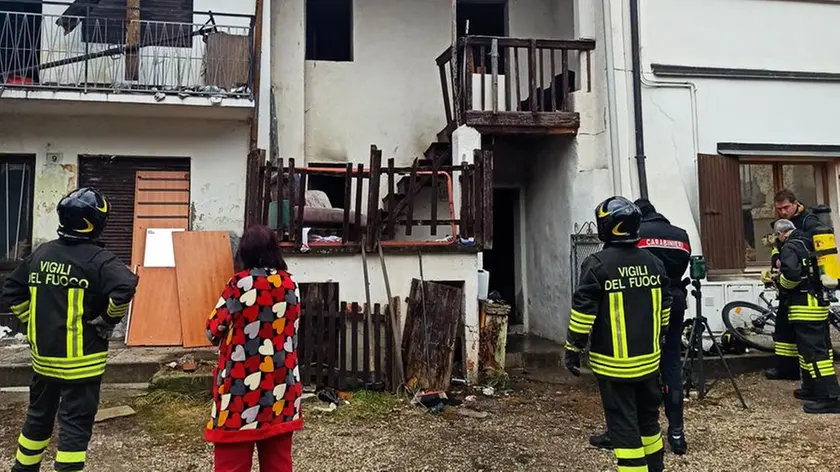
774 189 798 204
235 225 287 271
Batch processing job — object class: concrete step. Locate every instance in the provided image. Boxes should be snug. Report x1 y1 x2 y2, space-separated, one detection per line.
504 334 778 377
0 343 216 388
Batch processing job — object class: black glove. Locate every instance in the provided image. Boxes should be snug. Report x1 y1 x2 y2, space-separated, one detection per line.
87 316 114 341
564 344 582 377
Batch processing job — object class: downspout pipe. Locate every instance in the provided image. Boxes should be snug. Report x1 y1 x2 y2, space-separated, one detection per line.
629 0 649 199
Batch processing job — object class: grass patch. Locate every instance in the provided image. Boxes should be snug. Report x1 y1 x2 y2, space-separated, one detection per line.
307 390 405 423
132 390 211 440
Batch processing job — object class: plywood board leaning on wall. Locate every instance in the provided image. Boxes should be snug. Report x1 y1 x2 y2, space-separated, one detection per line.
173 231 235 348
126 267 183 346
131 171 190 268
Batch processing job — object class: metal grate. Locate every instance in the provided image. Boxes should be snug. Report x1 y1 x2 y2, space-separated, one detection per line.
570 222 602 294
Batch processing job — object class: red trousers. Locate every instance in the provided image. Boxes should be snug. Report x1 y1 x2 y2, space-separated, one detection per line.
213 433 293 472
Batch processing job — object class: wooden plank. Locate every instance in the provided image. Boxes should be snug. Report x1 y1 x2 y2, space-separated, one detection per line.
288 159 297 242
244 150 263 230
405 160 418 236
338 301 347 390
351 302 359 388
403 279 464 391
275 158 285 236
386 158 396 238
439 64 453 125
354 164 364 243
296 172 307 246
328 300 338 388
303 299 315 385
431 161 439 236
464 110 580 129
172 232 234 348
299 300 309 384
314 301 323 388
529 40 538 114
126 267 182 346
538 46 545 112
480 45 486 111
514 47 522 111
561 49 569 112
262 161 273 226
125 0 140 81
363 304 371 383
473 151 484 245
342 163 352 242
374 303 382 384
134 204 190 219
365 147 382 251
550 49 557 112
385 303 394 391
134 191 190 204
482 150 494 250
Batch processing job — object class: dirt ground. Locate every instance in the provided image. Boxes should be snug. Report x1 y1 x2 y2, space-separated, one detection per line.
1 370 838 472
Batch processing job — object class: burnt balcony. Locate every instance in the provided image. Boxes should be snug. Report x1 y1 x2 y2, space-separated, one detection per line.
436 35 595 135
0 0 255 111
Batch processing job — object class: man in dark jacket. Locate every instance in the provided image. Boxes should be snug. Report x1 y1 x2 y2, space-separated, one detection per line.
589 199 691 455
766 189 822 380
1 188 138 471
774 218 840 414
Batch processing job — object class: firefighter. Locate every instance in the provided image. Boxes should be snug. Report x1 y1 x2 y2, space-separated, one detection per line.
774 218 840 413
565 196 673 472
766 189 821 381
0 188 138 471
589 199 691 455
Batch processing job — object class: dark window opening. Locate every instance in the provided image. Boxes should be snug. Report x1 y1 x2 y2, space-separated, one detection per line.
307 163 348 208
457 1 507 75
0 0 42 82
482 188 519 324
71 0 195 48
306 0 353 62
0 154 36 263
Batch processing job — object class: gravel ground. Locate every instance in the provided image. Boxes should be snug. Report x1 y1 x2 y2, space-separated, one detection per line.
1 370 838 472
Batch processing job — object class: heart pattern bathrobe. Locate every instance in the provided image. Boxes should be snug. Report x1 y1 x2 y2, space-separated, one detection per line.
204 268 303 443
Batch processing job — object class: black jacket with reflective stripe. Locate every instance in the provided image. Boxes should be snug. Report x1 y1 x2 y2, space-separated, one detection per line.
636 212 691 295
567 244 672 381
0 239 138 381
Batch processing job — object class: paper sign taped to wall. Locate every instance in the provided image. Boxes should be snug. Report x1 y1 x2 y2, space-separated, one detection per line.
143 228 185 268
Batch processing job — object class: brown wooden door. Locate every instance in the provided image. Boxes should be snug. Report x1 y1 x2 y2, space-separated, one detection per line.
698 153 745 272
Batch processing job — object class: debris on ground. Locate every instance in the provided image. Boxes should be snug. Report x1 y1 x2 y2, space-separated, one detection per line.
481 386 496 397
457 408 490 419
313 402 337 413
94 405 137 423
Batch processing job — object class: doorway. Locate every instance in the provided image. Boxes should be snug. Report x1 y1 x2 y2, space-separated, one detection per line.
483 187 522 325
457 1 507 73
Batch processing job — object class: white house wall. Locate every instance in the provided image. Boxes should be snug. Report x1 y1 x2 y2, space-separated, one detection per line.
607 0 840 256
0 114 249 246
271 0 577 167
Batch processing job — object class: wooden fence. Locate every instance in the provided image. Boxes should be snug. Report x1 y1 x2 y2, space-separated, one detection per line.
244 146 493 251
298 301 396 391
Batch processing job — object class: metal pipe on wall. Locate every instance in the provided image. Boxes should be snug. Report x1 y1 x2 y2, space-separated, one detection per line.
629 0 648 199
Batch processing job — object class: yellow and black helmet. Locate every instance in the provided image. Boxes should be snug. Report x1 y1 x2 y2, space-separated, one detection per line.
595 196 641 244
57 187 110 241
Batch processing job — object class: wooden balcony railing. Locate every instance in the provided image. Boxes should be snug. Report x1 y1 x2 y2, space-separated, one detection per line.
436 35 596 134
244 146 493 253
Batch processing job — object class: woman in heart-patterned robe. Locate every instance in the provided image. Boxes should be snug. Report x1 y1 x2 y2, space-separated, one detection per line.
205 225 302 472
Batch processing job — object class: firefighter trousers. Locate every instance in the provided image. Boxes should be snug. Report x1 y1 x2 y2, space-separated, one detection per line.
793 320 840 400
773 304 800 375
12 375 102 472
597 376 664 472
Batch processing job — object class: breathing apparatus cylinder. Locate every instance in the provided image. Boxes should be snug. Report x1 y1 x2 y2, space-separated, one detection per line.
811 206 840 289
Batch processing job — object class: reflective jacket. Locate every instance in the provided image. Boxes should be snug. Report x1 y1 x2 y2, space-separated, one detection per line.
778 229 829 323
0 239 138 381
636 211 691 297
566 244 672 381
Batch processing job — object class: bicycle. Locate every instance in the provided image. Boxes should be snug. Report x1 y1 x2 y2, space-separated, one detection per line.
721 289 840 354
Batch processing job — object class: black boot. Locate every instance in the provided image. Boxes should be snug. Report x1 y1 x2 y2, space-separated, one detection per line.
588 431 612 450
764 367 800 380
803 398 840 414
794 388 819 401
668 430 687 455
646 449 665 472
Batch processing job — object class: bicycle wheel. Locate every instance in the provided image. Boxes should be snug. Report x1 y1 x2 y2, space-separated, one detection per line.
721 300 776 353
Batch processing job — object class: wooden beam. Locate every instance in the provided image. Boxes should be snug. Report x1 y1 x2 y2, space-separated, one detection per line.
464 110 580 129
249 0 265 151
125 0 140 81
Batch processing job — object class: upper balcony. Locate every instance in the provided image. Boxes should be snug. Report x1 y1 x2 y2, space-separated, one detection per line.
0 0 256 118
436 35 595 136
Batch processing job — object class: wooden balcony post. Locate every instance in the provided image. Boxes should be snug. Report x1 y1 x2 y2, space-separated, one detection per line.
528 39 537 114
491 38 499 113
365 146 383 251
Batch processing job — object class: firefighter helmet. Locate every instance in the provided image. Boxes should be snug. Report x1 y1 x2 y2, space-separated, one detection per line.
57 187 110 241
595 196 641 244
